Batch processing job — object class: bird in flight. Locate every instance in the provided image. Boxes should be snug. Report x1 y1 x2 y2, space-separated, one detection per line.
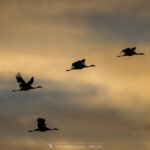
12 73 42 92
66 59 95 71
117 47 144 57
29 118 59 132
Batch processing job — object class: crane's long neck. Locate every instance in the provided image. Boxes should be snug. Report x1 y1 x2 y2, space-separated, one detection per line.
51 128 59 130
85 65 95 68
32 86 42 89
134 53 144 55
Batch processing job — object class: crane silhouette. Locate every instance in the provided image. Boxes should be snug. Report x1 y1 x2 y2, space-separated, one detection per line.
117 47 144 57
66 59 95 71
29 118 59 132
12 73 42 92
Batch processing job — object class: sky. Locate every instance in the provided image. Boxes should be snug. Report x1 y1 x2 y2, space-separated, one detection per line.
0 0 150 150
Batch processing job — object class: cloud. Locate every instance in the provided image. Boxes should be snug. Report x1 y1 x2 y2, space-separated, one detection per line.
0 139 48 150
0 0 150 150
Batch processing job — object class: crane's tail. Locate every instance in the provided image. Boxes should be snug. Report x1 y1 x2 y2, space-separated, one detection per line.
12 90 18 92
66 69 72 71
117 55 124 57
28 130 35 132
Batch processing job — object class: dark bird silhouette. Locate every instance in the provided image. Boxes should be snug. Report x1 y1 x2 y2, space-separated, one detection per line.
117 47 144 57
29 118 59 132
12 73 42 92
66 59 95 71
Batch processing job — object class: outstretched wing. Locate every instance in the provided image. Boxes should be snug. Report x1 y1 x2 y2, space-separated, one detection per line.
72 60 80 66
72 59 85 68
16 73 26 88
121 48 130 55
130 47 136 54
37 118 47 129
72 61 79 68
80 59 86 65
27 77 34 87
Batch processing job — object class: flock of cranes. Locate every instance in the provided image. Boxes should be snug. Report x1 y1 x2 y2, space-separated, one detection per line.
11 47 144 132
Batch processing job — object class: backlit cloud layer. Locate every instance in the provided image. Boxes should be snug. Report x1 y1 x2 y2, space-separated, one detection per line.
0 0 150 150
